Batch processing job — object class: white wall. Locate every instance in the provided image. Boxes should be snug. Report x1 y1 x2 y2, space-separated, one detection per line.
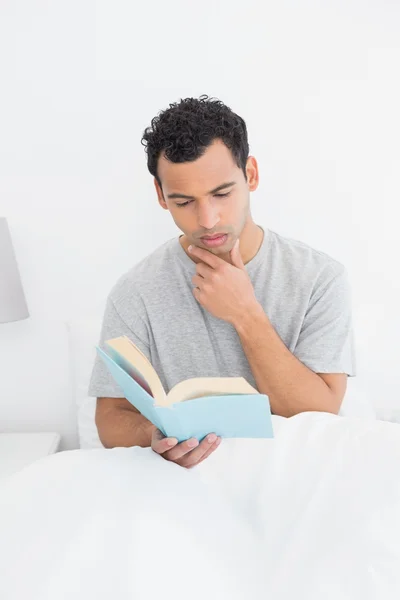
1 0 399 448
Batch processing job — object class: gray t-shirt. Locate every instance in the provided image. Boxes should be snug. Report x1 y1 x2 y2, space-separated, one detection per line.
88 227 355 399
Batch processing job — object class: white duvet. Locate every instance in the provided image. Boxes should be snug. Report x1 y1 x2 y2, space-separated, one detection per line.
1 412 400 600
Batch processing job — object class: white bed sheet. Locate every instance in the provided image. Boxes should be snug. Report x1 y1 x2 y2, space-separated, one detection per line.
1 412 400 600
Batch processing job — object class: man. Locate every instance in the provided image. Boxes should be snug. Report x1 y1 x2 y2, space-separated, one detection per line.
88 95 355 468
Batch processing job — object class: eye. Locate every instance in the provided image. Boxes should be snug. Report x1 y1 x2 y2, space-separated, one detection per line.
176 191 231 207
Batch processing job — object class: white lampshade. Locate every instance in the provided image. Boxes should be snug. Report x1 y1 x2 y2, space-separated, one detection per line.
0 217 29 323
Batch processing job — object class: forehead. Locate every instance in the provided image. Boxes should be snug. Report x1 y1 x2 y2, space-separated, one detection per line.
157 139 239 192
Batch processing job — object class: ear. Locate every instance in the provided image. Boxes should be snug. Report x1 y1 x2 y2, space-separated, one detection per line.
245 156 259 193
154 178 168 210
230 239 245 270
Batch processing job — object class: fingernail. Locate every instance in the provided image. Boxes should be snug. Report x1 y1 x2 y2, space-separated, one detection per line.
188 438 198 448
207 434 217 444
188 245 193 252
167 438 177 447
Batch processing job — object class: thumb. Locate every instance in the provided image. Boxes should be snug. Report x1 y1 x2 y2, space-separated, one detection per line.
230 239 245 269
151 428 178 454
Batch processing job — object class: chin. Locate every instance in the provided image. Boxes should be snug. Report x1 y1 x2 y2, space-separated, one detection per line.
208 242 233 256
201 240 229 254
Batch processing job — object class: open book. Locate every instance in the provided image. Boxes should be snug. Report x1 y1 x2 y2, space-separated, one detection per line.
96 335 273 442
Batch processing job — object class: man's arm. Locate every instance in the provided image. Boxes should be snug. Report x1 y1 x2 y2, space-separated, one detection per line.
188 241 353 418
233 306 347 418
91 295 221 466
96 397 155 448
96 397 221 467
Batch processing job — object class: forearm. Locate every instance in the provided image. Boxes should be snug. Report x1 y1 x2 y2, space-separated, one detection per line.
234 305 339 418
96 405 155 449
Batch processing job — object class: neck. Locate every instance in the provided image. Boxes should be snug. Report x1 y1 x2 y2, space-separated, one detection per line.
234 221 264 265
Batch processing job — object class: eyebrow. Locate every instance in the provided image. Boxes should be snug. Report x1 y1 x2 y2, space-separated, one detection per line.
167 181 236 201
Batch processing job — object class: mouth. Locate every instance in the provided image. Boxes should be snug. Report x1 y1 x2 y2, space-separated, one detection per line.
200 233 228 248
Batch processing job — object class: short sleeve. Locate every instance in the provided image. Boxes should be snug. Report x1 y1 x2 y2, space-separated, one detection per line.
294 266 356 376
87 294 151 398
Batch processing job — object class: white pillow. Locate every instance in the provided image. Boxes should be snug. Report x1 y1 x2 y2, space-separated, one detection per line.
67 319 375 449
339 377 376 419
67 318 104 449
77 396 103 449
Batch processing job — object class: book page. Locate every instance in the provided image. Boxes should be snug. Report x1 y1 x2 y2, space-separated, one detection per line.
166 377 258 406
105 336 166 404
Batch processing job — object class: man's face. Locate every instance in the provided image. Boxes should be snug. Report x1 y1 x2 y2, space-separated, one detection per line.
154 139 258 255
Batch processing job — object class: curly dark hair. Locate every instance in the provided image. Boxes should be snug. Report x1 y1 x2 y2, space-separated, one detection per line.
141 95 249 189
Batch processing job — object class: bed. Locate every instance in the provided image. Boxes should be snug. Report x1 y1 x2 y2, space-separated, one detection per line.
0 319 398 600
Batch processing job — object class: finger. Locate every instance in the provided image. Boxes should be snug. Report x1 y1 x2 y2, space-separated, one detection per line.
188 245 221 269
191 275 203 288
175 434 219 468
162 437 200 462
194 438 221 467
196 262 213 278
151 429 178 454
180 437 220 469
193 287 202 302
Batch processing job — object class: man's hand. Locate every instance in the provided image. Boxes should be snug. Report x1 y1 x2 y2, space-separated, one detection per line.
151 428 221 468
189 239 261 325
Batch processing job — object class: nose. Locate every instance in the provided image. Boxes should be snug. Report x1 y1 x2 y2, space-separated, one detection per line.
196 201 220 230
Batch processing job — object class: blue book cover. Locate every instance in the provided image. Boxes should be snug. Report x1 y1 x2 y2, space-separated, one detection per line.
96 341 274 442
